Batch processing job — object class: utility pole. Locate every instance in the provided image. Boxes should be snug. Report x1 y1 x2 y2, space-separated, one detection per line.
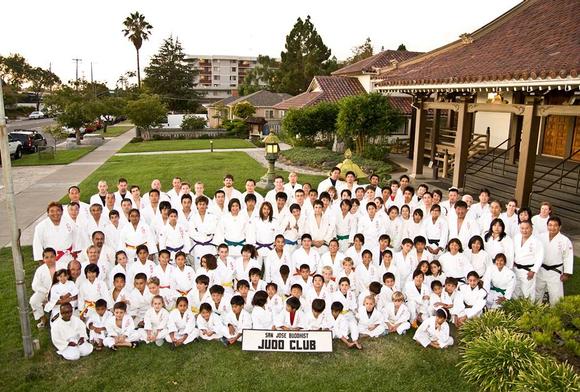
0 79 34 358
72 58 82 87
90 62 96 98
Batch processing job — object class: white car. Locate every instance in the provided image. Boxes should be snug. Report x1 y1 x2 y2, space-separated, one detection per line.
0 135 23 161
28 111 45 119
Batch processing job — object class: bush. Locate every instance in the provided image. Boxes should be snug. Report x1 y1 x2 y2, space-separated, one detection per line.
130 137 144 143
223 119 248 138
514 356 580 392
181 115 207 130
459 310 518 344
459 328 541 392
362 143 389 161
500 298 546 319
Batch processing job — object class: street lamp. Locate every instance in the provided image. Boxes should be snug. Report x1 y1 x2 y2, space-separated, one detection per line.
262 133 280 190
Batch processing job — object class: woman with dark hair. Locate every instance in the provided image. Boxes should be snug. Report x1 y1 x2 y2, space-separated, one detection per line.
484 218 514 268
252 202 281 265
465 235 492 279
218 198 247 258
438 238 473 285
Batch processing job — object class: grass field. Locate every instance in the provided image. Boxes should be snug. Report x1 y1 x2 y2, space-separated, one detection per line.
118 139 255 153
70 151 325 203
0 246 471 392
13 147 96 166
97 124 134 137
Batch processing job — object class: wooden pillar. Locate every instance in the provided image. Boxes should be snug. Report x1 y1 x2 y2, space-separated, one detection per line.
407 99 417 160
452 99 472 188
430 109 441 178
412 99 427 177
507 113 518 164
514 102 540 207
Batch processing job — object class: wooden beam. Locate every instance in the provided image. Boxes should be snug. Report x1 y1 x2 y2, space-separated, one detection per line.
514 102 540 206
467 102 528 115
452 99 472 188
412 100 427 176
430 109 441 178
424 101 461 111
537 105 580 117
507 113 518 164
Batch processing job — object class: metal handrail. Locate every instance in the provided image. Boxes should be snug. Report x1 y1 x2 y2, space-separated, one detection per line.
532 148 580 185
531 162 580 196
465 142 517 176
466 137 510 170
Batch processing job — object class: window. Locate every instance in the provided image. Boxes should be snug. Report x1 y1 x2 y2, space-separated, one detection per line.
229 75 237 81
231 60 237 64
231 67 236 72
265 110 274 119
214 75 220 81
213 66 219 72
230 83 236 87
213 84 220 87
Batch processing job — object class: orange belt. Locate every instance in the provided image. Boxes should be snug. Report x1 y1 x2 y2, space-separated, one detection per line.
125 242 146 250
177 289 190 297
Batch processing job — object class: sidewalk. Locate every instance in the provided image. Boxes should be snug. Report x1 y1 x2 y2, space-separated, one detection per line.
0 129 136 247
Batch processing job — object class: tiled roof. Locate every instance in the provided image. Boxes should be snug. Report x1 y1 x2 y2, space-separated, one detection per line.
387 96 412 115
376 0 580 88
332 50 423 76
274 76 366 110
211 96 238 106
229 90 293 107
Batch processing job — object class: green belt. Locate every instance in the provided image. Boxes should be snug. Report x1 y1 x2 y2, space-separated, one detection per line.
336 234 349 240
490 286 506 295
225 239 245 247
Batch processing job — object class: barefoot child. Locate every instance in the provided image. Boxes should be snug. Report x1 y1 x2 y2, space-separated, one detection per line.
166 297 198 347
413 308 454 349
222 295 252 345
197 302 227 340
329 302 362 350
51 303 93 360
357 295 385 338
86 299 111 350
141 295 169 346
104 302 140 350
384 291 411 335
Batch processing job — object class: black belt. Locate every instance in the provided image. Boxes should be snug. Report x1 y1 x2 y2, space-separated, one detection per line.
428 239 440 245
514 262 534 271
541 263 563 274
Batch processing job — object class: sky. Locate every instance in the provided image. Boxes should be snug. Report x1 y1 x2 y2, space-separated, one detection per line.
0 0 521 88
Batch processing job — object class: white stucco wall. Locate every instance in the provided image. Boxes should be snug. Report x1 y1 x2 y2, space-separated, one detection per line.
356 75 373 93
473 92 512 148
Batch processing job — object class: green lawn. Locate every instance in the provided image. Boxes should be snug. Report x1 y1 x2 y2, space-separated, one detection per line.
97 124 134 137
71 151 325 202
118 139 255 153
0 246 470 392
13 147 96 166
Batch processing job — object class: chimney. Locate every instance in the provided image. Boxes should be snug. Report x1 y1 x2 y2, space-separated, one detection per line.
231 89 239 97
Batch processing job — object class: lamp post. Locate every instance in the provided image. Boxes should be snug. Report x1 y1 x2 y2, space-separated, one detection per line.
262 133 280 190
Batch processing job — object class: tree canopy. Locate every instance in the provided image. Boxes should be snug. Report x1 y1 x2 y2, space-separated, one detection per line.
125 94 167 133
122 11 153 87
397 43 407 51
276 16 335 95
346 37 374 65
144 36 200 112
281 102 339 146
238 55 279 96
232 101 256 120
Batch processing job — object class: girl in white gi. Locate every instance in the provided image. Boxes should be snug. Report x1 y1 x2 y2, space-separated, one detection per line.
33 202 79 267
483 253 516 309
232 244 260 284
536 217 574 306
158 209 191 263
384 206 404 251
45 269 79 319
425 260 446 294
465 235 492 279
438 238 473 285
513 221 544 301
118 209 158 263
223 295 252 345
403 209 428 243
127 245 156 285
197 302 227 340
86 299 111 350
335 200 356 252
251 291 274 329
104 302 140 349
404 270 430 326
345 233 366 268
281 204 306 253
329 301 362 349
170 251 195 300
355 250 380 294
30 248 58 328
394 239 415 291
358 295 386 338
166 297 198 347
307 200 335 255
266 282 284 315
264 235 292 283
385 291 411 335
51 303 93 360
500 199 519 238
251 202 281 265
187 275 211 315
423 205 448 260
217 198 248 259
78 264 112 319
484 219 515 268
109 251 129 290
531 202 551 235
335 258 358 295
458 271 487 321
189 196 219 270
413 308 454 349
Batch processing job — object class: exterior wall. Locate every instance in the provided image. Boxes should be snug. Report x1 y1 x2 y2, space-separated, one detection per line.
356 74 373 92
473 91 512 148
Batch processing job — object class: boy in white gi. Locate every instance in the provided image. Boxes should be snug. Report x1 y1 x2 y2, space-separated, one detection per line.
197 302 227 341
385 291 411 335
51 303 93 360
166 297 198 347
483 253 516 309
30 248 58 328
513 221 544 301
128 273 152 327
275 296 305 330
458 271 487 321
536 217 574 305
189 196 218 270
404 270 430 326
413 308 454 349
357 295 385 338
118 209 157 263
329 301 362 349
222 295 252 345
86 299 111 350
104 302 140 349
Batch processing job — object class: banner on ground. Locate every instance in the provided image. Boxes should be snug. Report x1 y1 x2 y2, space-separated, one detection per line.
242 329 333 352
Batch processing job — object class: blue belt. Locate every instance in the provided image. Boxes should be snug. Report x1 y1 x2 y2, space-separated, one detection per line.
285 239 298 245
189 237 215 253
225 239 245 247
256 241 273 250
166 245 184 253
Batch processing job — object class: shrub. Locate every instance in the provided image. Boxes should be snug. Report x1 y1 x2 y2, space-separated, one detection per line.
500 298 546 319
130 137 144 143
223 119 248 138
514 356 580 392
459 328 541 392
181 115 207 130
362 143 389 161
459 310 518 344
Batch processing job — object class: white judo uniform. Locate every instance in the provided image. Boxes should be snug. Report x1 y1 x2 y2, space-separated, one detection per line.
51 315 93 360
536 232 573 305
513 234 544 301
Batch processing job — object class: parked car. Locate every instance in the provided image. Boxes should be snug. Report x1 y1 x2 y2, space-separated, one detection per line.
0 135 23 161
28 111 45 119
84 119 103 133
10 130 48 153
64 127 87 137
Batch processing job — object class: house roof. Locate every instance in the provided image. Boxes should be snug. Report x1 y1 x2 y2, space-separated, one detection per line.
387 96 413 115
229 90 292 108
332 50 423 76
273 76 366 110
375 0 580 90
211 96 238 107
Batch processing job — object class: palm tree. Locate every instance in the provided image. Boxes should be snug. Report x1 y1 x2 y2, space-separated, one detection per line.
122 12 153 88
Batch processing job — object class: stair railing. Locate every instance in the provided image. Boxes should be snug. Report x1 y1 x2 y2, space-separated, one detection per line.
463 138 517 189
530 149 580 198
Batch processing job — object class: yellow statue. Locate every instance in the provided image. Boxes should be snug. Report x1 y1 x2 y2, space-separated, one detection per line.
335 149 368 180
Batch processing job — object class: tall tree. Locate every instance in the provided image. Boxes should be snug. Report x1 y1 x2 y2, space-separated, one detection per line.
346 37 374 65
238 55 279 96
28 67 61 110
397 43 407 51
0 54 31 89
122 11 153 88
276 16 333 95
143 36 200 112
126 94 167 138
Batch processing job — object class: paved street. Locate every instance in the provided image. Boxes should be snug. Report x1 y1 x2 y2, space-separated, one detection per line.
7 117 58 146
